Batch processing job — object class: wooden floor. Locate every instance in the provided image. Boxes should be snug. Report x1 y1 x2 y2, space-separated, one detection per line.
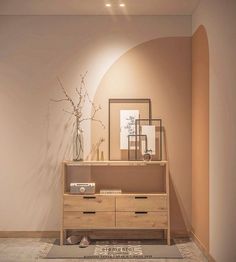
0 238 208 261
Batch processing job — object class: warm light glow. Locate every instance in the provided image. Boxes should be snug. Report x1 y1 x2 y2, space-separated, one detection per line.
119 3 125 7
105 3 111 7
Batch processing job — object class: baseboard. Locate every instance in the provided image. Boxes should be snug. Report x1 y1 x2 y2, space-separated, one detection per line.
0 231 59 238
0 230 164 239
190 231 215 262
68 229 164 239
0 229 189 239
171 229 190 238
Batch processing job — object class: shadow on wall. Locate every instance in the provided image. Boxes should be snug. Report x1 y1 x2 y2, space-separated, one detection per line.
163 126 190 235
91 37 192 234
20 101 75 230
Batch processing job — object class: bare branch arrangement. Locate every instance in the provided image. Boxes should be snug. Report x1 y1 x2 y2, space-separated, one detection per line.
52 71 105 131
52 72 105 161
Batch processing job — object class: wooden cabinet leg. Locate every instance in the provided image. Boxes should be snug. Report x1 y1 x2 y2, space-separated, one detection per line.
164 229 167 240
60 229 66 245
167 229 171 245
60 230 63 245
164 229 170 245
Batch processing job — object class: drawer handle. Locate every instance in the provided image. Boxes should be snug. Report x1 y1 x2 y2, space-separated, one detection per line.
135 196 147 199
83 211 96 214
83 196 96 199
135 211 148 214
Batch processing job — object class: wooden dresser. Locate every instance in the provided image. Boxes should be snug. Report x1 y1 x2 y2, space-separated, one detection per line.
61 161 170 245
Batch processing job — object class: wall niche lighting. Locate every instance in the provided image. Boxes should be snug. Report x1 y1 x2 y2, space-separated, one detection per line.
105 3 111 7
119 3 125 7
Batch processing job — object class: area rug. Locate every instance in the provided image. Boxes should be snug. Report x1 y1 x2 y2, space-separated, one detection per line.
45 240 183 259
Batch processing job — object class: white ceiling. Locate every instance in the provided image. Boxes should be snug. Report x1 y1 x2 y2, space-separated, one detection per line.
0 0 200 15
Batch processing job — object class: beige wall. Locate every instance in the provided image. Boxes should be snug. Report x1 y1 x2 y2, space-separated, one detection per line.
192 25 209 251
0 15 191 230
193 1 236 261
92 37 192 233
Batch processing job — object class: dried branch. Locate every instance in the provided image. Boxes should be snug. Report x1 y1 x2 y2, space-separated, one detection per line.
80 117 105 129
52 72 105 130
76 71 88 110
56 77 77 113
90 105 101 119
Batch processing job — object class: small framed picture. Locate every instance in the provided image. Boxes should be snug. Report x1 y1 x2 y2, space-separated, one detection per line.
128 134 148 161
135 119 162 161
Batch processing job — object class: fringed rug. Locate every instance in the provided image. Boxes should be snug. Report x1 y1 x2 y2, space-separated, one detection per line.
44 240 182 259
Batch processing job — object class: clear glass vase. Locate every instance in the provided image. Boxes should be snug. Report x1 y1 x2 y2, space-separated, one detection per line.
73 118 84 161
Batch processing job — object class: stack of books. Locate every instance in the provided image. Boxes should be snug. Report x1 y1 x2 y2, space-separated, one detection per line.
100 189 122 194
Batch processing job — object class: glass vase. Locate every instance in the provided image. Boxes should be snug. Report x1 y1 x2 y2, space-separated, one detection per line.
73 119 84 161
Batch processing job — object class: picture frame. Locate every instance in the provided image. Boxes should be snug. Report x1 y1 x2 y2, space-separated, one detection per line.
108 98 151 161
135 118 162 161
128 134 148 161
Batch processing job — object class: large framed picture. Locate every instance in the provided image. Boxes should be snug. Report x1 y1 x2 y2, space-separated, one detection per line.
108 98 151 160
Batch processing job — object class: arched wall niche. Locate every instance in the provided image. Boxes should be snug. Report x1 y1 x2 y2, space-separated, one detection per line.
91 37 192 233
192 25 210 251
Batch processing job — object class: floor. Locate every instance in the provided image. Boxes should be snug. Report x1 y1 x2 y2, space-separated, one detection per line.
0 238 208 262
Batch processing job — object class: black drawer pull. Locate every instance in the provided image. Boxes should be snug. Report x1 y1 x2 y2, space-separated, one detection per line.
83 211 96 214
135 211 148 214
83 196 96 199
135 196 147 199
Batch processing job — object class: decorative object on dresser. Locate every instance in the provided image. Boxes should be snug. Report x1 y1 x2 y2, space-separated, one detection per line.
143 150 153 161
70 183 95 194
86 137 105 161
61 160 170 246
95 137 105 161
51 72 105 161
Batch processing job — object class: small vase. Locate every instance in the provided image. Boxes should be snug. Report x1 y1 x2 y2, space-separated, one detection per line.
73 118 84 161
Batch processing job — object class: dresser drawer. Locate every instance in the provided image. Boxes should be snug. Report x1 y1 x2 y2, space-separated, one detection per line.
64 211 115 229
64 195 115 211
116 211 168 229
116 195 167 211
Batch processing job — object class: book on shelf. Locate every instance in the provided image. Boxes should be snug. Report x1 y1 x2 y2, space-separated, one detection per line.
100 189 122 195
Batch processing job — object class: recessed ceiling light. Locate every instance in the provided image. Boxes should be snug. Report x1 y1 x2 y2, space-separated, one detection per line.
105 3 111 7
119 3 125 7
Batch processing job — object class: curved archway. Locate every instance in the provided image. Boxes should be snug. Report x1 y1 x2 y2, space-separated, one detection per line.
92 36 192 234
192 25 210 251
